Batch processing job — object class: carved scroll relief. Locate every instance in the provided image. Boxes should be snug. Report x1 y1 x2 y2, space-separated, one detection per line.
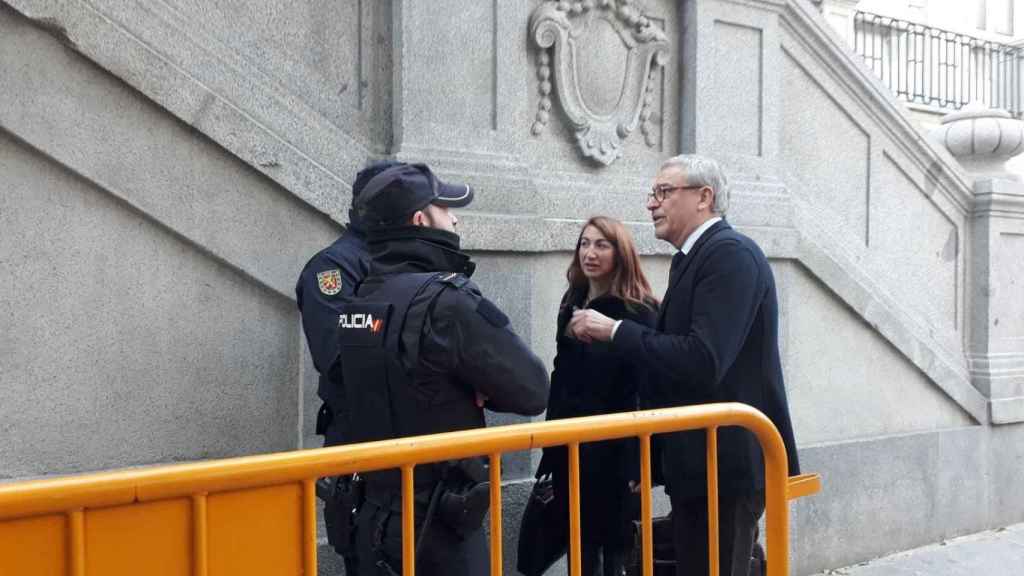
529 0 669 166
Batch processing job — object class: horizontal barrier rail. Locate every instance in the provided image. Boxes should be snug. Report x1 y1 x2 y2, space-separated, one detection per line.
0 403 821 576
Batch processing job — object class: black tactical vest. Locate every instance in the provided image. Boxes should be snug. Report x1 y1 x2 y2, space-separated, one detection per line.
337 272 484 491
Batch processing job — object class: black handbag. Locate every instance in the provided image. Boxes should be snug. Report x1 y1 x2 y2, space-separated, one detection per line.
626 514 767 576
626 514 676 576
516 474 568 576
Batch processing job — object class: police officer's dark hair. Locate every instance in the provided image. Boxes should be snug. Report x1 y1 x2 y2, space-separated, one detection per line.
349 160 402 229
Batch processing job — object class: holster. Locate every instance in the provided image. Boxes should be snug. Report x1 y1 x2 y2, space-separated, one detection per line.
316 474 365 556
436 459 491 538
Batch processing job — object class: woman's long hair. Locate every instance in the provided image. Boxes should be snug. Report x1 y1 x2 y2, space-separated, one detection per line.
563 216 658 312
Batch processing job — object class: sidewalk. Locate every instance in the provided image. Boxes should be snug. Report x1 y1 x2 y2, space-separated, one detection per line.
812 523 1024 575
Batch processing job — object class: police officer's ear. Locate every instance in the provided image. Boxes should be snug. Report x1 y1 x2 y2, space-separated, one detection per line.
410 210 430 228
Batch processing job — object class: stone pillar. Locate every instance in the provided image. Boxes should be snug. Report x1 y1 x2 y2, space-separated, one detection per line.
931 103 1024 424
818 0 861 46
389 0 530 168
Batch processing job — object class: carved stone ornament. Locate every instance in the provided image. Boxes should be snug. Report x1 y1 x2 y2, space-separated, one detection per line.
529 0 669 166
929 101 1024 178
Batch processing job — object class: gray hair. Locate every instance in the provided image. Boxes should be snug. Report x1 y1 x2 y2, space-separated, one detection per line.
659 154 730 215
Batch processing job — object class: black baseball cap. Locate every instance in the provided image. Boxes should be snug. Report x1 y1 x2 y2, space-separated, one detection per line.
357 163 474 226
352 160 403 203
347 160 403 230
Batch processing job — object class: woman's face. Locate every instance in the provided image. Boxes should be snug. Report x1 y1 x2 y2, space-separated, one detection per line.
578 225 616 282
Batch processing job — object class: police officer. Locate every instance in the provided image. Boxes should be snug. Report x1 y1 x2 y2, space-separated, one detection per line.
296 160 399 573
337 162 549 576
297 160 400 444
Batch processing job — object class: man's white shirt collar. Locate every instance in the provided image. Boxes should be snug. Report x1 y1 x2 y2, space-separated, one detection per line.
680 216 722 255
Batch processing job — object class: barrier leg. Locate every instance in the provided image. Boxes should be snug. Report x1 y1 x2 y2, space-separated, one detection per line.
489 453 502 576
707 427 719 576
568 442 581 576
402 465 416 576
640 434 653 576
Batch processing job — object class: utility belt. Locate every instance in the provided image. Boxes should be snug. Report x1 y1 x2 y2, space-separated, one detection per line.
318 458 490 559
365 459 491 576
365 458 491 539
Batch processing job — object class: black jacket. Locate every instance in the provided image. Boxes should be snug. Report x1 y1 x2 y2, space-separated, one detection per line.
544 291 658 424
613 220 800 499
357 225 549 417
295 227 371 445
536 291 657 545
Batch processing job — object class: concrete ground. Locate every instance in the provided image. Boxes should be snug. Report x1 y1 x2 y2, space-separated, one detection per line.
811 523 1024 575
317 519 1024 575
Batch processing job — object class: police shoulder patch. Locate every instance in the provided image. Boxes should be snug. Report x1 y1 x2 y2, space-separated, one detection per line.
476 297 509 328
317 269 342 295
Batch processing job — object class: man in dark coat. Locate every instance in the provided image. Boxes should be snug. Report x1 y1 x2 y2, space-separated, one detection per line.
568 154 800 576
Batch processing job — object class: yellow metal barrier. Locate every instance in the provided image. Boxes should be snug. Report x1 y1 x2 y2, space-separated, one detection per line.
0 403 820 576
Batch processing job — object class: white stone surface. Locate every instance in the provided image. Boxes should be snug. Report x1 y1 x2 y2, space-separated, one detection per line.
0 131 302 477
0 5 339 476
1 1 1023 574
779 261 973 445
781 47 871 244
871 153 960 332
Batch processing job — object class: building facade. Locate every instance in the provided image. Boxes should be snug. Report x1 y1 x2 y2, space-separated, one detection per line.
1 1 1023 574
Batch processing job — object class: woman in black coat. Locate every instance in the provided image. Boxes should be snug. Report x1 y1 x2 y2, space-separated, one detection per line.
537 216 658 576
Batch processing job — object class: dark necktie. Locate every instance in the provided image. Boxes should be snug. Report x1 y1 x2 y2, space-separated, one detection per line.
670 251 687 276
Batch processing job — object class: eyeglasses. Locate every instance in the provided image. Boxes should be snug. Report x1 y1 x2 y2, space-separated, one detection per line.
647 184 704 203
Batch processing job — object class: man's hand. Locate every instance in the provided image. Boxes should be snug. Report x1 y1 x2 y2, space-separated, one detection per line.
568 308 616 343
475 391 489 408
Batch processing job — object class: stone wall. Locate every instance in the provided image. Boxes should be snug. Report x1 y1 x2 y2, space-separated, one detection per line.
1 0 1022 575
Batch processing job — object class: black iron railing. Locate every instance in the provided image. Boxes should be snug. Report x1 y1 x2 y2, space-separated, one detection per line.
853 11 1024 117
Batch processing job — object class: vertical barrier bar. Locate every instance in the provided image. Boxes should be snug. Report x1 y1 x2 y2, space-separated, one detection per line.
881 19 887 86
707 427 720 576
896 23 903 98
1003 48 1008 109
303 479 317 576
1011 51 1019 116
917 24 925 99
879 20 887 88
853 13 859 58
967 40 972 106
998 47 1002 109
945 35 950 106
568 443 582 576
763 431 789 576
1002 48 1006 109
489 453 502 576
990 44 995 105
192 493 208 576
69 508 85 576
639 434 653 576
929 31 934 103
402 465 415 576
956 35 961 104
